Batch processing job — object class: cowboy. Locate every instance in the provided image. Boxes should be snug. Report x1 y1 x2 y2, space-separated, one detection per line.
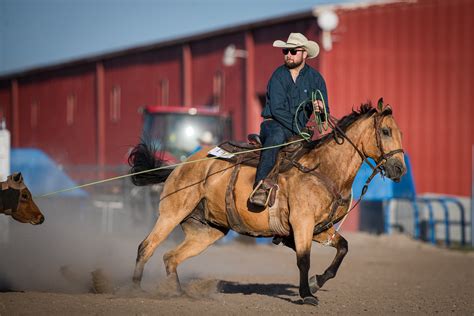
249 33 330 207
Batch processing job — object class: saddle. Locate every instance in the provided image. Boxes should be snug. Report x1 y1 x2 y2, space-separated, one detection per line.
217 133 311 172
216 133 313 237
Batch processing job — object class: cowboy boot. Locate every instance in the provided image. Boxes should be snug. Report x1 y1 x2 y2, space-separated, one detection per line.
249 179 273 207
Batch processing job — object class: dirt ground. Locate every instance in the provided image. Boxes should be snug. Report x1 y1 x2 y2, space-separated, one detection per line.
1 232 473 315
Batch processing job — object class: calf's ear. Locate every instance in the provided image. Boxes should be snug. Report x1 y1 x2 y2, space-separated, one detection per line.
12 172 24 183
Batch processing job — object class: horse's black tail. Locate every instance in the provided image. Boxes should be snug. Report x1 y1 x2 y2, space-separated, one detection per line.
128 141 175 186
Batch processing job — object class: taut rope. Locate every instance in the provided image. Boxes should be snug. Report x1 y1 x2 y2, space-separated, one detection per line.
36 138 307 198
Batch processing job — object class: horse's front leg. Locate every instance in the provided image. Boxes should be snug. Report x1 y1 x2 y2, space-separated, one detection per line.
293 220 319 306
309 228 348 294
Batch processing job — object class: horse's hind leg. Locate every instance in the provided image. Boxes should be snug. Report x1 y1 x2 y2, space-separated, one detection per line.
309 228 348 294
132 215 181 286
133 183 204 287
163 217 227 292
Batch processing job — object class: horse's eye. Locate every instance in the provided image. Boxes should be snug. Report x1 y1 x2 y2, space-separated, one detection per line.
21 193 29 200
382 128 391 137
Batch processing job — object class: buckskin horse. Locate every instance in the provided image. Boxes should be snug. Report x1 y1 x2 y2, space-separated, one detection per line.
128 101 406 305
0 173 44 225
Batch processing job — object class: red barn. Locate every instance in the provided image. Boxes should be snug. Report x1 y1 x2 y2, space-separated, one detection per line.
0 0 472 196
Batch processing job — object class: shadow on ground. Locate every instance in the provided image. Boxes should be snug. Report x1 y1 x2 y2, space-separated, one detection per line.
218 281 305 304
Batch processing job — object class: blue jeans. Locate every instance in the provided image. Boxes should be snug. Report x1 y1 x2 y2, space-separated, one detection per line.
254 119 294 185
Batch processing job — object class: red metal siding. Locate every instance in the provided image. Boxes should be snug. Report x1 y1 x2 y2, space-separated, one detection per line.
191 34 247 140
17 66 97 165
0 82 11 128
322 0 473 196
103 48 182 164
3 0 471 197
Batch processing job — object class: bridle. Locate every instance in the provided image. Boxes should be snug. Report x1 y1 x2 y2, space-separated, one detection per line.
328 110 404 196
308 110 405 236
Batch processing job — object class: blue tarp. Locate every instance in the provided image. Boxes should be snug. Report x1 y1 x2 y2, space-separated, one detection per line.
10 148 88 197
352 155 416 200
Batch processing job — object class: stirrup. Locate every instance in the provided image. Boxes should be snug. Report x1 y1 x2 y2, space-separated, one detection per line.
249 180 273 207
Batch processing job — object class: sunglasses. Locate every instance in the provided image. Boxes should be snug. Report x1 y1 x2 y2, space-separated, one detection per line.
282 48 305 55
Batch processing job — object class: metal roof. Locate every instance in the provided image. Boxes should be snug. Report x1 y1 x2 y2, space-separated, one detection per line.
0 0 409 80
0 10 313 80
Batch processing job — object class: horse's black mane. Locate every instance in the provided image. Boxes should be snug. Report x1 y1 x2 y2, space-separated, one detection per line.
306 102 392 149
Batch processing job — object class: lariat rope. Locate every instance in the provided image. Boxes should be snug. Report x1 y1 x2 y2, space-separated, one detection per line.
35 138 307 198
313 90 329 133
39 90 330 199
37 96 395 242
40 89 329 198
293 92 397 238
294 89 329 140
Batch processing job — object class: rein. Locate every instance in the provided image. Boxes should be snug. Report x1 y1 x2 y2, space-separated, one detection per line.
327 113 404 197
297 110 404 238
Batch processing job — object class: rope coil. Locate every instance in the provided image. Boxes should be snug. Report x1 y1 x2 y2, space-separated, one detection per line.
294 89 329 140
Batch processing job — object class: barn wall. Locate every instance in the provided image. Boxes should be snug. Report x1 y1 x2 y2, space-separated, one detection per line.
191 33 247 140
16 66 97 165
0 81 11 128
321 0 473 195
3 0 470 196
103 47 183 164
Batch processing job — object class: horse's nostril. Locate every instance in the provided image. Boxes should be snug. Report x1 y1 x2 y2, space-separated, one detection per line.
38 215 45 224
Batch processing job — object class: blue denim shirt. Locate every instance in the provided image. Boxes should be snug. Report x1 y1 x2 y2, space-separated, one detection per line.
261 64 329 134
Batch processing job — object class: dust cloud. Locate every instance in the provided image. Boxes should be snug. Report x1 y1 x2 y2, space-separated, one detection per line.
0 191 176 295
0 189 277 298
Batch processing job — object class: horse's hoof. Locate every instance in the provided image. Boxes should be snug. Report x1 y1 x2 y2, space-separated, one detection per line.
303 296 319 306
155 274 183 297
115 283 147 298
132 284 146 293
309 275 320 294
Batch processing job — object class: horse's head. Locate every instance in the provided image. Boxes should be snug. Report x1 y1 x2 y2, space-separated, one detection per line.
2 173 45 225
362 99 406 182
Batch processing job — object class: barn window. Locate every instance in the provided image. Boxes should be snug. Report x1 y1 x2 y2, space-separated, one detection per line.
66 94 76 126
110 85 121 122
213 70 224 106
31 101 38 128
160 79 169 106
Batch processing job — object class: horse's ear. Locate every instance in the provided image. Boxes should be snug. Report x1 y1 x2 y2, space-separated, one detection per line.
12 172 23 183
377 97 384 112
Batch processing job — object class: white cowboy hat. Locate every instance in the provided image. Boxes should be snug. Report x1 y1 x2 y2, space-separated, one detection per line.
273 33 320 59
198 131 214 145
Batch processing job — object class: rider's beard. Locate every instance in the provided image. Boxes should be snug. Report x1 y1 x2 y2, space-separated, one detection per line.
285 58 303 69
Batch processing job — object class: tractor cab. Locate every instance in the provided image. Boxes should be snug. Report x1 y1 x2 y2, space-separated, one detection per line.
142 105 232 162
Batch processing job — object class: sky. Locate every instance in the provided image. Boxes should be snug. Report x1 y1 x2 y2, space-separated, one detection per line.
0 0 356 76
